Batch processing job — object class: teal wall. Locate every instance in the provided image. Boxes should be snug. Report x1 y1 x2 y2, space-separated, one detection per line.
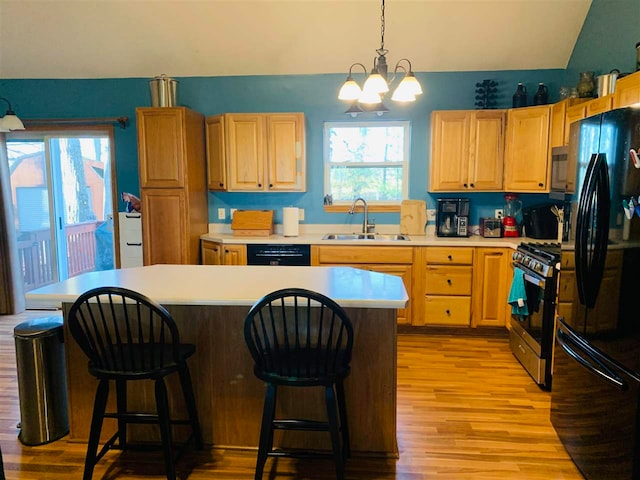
0 0 635 228
567 0 639 77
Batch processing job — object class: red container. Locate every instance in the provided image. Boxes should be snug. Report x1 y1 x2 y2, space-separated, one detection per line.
503 216 519 237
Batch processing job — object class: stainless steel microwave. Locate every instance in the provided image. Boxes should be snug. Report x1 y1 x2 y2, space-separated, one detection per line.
550 145 569 192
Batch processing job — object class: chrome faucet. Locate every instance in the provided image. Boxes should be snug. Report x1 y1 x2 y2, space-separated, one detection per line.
348 197 375 233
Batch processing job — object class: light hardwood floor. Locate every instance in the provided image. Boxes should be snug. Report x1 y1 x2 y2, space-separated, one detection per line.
0 311 584 479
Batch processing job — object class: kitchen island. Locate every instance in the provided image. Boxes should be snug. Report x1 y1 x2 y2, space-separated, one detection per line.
25 264 407 457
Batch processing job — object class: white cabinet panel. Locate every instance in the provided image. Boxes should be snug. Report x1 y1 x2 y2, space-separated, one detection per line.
118 212 143 268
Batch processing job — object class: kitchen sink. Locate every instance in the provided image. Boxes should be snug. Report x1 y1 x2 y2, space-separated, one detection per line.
322 233 410 241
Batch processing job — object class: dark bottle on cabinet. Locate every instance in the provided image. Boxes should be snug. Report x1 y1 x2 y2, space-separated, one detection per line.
512 83 528 108
533 83 549 105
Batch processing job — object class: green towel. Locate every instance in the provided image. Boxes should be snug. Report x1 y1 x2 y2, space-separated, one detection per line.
508 267 529 318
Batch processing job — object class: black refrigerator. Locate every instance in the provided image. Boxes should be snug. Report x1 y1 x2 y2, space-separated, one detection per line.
551 107 640 479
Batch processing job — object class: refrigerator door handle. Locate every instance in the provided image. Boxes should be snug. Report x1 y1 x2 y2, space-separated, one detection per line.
575 153 611 308
557 327 627 390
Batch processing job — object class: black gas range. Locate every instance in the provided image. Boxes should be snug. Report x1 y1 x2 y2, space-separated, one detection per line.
509 241 561 390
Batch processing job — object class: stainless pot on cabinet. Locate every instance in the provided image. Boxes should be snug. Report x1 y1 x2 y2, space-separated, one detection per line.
149 74 178 107
596 69 620 97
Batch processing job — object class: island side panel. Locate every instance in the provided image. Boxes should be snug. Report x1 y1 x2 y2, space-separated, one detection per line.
64 303 398 456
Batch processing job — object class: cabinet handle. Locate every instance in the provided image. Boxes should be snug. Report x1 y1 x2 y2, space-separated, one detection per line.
269 183 273 188
538 182 544 187
257 183 262 188
470 183 475 188
463 183 468 188
445 309 451 315
448 255 452 261
219 182 224 187
126 242 142 246
447 279 452 285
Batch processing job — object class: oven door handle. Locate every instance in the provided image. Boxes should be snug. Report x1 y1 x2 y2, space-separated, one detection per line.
556 326 627 390
512 264 546 288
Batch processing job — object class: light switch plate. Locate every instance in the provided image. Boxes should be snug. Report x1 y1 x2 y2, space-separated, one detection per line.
217 208 225 220
299 208 305 221
426 209 436 221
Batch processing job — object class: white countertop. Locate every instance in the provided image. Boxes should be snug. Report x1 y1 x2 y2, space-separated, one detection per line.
25 264 409 310
201 231 526 248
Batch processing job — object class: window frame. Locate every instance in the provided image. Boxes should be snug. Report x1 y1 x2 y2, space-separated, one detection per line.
323 121 410 211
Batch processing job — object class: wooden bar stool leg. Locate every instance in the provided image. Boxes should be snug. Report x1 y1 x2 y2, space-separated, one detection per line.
178 365 203 449
84 379 109 480
155 378 176 480
255 383 277 480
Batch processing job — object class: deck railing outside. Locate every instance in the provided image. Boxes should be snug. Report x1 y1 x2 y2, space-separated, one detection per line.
16 221 102 292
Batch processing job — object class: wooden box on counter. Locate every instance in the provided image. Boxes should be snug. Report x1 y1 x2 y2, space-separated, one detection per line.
231 209 274 236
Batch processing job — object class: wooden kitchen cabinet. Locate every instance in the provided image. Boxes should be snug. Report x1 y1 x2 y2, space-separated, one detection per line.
311 245 414 325
430 110 505 192
471 248 511 327
558 250 622 333
136 107 208 265
206 113 306 192
504 105 552 192
205 115 226 190
613 71 640 108
585 95 614 117
549 99 588 149
420 247 474 326
201 240 247 265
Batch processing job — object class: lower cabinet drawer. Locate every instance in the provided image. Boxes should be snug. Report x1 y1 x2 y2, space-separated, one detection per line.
424 296 471 326
425 266 472 295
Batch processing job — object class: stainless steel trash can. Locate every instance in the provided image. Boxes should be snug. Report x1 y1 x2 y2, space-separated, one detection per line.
14 317 69 445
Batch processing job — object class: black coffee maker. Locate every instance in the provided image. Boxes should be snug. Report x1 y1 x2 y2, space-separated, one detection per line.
436 198 470 237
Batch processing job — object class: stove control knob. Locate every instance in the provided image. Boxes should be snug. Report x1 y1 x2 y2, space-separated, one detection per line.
533 262 543 273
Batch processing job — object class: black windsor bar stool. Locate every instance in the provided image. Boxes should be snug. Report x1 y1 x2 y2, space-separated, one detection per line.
244 288 354 480
67 286 203 480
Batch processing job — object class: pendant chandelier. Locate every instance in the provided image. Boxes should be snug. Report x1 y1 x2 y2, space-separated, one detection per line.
0 97 25 132
338 0 423 116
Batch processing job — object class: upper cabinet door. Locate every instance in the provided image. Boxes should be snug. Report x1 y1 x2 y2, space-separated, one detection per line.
430 110 504 192
430 111 470 191
226 114 265 191
468 110 505 190
613 71 640 109
266 113 305 191
206 115 227 191
504 105 551 192
137 108 187 188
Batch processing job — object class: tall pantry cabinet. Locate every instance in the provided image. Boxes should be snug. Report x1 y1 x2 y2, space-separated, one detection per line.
136 107 208 265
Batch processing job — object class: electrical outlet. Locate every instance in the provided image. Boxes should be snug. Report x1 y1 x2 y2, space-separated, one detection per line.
217 208 225 220
426 209 436 221
495 209 503 219
298 208 305 221
230 208 237 218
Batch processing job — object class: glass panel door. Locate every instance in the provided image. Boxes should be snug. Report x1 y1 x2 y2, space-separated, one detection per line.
7 140 57 291
6 131 115 292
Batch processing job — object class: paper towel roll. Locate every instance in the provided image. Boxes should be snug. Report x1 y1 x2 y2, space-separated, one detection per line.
283 207 299 237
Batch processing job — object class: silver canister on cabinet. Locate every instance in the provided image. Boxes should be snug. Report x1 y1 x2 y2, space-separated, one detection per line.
596 69 620 97
149 74 178 107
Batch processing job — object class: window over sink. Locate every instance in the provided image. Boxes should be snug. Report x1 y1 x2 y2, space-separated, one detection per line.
323 121 410 209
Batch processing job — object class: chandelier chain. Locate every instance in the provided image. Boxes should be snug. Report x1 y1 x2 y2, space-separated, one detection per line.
377 0 388 56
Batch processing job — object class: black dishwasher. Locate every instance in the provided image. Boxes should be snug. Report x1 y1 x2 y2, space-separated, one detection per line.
246 244 311 266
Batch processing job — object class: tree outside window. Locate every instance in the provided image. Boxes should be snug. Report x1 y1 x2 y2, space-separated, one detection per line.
324 121 410 204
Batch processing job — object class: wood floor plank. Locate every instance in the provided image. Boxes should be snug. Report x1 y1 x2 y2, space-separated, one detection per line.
0 312 583 479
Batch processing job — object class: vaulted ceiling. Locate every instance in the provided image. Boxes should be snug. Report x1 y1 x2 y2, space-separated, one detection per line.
0 0 591 79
